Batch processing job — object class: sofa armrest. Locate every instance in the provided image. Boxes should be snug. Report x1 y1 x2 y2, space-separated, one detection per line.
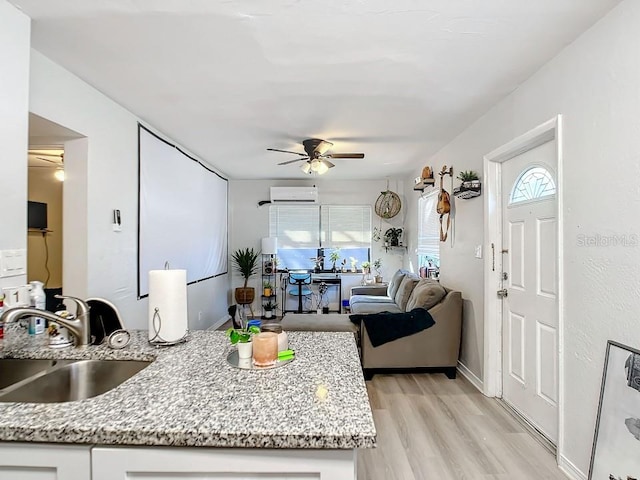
360 290 462 369
350 285 388 297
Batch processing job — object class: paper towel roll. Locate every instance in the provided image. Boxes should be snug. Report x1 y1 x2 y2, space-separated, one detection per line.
148 269 188 343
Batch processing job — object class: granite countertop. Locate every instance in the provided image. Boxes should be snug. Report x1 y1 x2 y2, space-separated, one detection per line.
0 327 376 449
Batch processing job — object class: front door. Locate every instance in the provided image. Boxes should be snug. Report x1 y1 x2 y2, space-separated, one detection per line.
501 140 558 443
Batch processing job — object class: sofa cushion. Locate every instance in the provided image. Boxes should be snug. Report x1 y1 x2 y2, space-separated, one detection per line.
405 279 447 311
387 269 408 299
350 302 402 315
350 294 394 305
394 274 420 311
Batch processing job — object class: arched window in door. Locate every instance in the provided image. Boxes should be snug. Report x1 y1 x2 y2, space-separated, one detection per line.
509 166 556 205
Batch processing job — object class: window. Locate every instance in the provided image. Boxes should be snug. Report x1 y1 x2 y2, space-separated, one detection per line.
509 166 556 205
269 205 371 270
417 190 440 275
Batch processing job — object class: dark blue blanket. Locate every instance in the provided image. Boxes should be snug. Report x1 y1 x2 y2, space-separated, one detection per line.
350 308 435 347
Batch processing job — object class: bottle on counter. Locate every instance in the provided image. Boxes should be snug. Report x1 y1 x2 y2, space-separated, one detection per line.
28 281 46 335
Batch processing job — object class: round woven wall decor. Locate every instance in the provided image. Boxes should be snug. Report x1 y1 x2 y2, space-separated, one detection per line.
375 190 401 219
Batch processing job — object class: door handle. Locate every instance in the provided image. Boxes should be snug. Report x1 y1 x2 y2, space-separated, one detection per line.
497 289 508 298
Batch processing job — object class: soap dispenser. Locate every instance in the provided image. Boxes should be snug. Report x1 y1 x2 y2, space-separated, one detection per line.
28 281 46 335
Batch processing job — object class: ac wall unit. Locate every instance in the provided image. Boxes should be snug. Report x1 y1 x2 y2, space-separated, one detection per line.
270 186 318 203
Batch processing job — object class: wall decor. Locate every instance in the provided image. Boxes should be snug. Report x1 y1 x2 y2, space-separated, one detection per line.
589 340 640 480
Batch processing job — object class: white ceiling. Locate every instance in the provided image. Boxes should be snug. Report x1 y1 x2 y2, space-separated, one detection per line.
12 0 620 180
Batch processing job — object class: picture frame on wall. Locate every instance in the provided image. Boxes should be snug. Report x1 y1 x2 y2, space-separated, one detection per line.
589 341 640 480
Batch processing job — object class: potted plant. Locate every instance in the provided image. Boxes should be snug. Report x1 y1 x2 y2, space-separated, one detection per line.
361 261 371 274
329 249 341 272
340 259 347 272
232 247 260 305
373 258 383 283
225 324 261 359
350 257 358 272
384 228 403 247
263 280 273 297
457 170 480 189
263 301 277 319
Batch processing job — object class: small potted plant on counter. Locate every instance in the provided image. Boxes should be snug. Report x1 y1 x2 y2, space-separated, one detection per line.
226 324 261 359
263 301 277 319
329 249 341 272
350 257 358 272
373 258 383 283
232 247 260 305
263 281 273 297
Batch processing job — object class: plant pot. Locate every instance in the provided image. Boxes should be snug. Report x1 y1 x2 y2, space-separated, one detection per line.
235 287 255 305
263 288 272 297
264 310 273 319
237 341 252 359
375 275 383 283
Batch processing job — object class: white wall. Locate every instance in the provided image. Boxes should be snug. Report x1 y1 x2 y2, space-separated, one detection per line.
26 50 229 329
0 0 29 291
405 0 640 474
229 178 407 312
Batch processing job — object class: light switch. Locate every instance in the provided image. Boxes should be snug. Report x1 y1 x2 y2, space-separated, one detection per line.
0 249 27 278
474 245 482 259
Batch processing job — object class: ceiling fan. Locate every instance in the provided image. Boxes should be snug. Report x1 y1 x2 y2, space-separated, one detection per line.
28 150 65 181
267 138 365 175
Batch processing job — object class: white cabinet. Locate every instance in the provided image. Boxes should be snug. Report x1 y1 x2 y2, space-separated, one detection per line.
92 446 356 480
0 443 91 480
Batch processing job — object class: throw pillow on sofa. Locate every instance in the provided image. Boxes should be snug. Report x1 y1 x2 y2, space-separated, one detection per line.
394 274 420 311
405 279 447 311
386 269 408 299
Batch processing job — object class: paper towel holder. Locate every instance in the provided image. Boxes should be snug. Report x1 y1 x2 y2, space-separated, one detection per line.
148 307 189 346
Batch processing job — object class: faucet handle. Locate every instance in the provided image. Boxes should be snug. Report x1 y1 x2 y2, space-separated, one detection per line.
54 295 90 318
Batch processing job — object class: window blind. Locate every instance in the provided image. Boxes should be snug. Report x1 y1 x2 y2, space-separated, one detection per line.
269 205 320 249
321 205 372 248
417 190 440 258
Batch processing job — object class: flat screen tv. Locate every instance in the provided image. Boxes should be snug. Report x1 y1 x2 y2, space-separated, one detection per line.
28 201 47 230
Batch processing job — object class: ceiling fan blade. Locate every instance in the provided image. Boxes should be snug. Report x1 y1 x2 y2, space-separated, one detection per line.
278 157 309 166
328 153 365 159
36 156 62 164
267 148 308 157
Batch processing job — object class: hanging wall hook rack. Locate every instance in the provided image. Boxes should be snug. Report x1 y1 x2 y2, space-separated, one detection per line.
439 165 453 177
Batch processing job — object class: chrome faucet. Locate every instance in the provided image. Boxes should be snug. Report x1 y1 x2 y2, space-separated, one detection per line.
0 295 91 347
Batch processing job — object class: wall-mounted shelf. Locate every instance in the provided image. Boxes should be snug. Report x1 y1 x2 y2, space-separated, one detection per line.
413 178 435 192
383 245 407 253
453 184 481 199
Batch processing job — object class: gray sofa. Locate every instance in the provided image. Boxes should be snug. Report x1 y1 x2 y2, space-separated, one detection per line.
349 269 463 378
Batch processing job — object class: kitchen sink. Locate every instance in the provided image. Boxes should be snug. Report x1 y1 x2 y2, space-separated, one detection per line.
0 359 152 403
0 359 72 390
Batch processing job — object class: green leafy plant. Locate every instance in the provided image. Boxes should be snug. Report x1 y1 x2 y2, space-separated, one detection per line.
384 228 403 246
457 170 480 182
373 258 382 274
232 248 260 288
263 280 273 289
225 325 260 344
263 301 277 311
361 261 371 272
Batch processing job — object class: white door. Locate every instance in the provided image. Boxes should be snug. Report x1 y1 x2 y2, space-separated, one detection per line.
501 140 558 443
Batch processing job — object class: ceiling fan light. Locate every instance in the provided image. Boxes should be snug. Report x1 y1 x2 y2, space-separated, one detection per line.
311 158 329 175
300 162 312 174
54 169 65 182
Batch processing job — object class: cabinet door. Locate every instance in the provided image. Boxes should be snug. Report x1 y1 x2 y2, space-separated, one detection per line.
93 446 356 480
0 443 91 480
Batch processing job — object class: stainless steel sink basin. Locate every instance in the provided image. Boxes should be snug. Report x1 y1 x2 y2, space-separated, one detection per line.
0 359 68 390
0 359 152 403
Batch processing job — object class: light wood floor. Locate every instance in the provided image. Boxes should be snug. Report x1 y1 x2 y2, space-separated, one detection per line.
358 373 568 480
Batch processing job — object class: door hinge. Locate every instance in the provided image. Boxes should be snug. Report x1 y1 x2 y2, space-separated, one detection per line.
497 289 508 298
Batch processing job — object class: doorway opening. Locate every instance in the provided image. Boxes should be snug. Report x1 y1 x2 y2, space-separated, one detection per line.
482 115 564 460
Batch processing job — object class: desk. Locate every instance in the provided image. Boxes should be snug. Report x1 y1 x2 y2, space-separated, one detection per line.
282 273 342 314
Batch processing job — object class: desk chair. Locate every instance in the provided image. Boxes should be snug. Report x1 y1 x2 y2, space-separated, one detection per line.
288 272 312 313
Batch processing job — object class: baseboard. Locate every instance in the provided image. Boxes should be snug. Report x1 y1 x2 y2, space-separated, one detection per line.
457 361 483 392
208 315 230 331
558 455 587 480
